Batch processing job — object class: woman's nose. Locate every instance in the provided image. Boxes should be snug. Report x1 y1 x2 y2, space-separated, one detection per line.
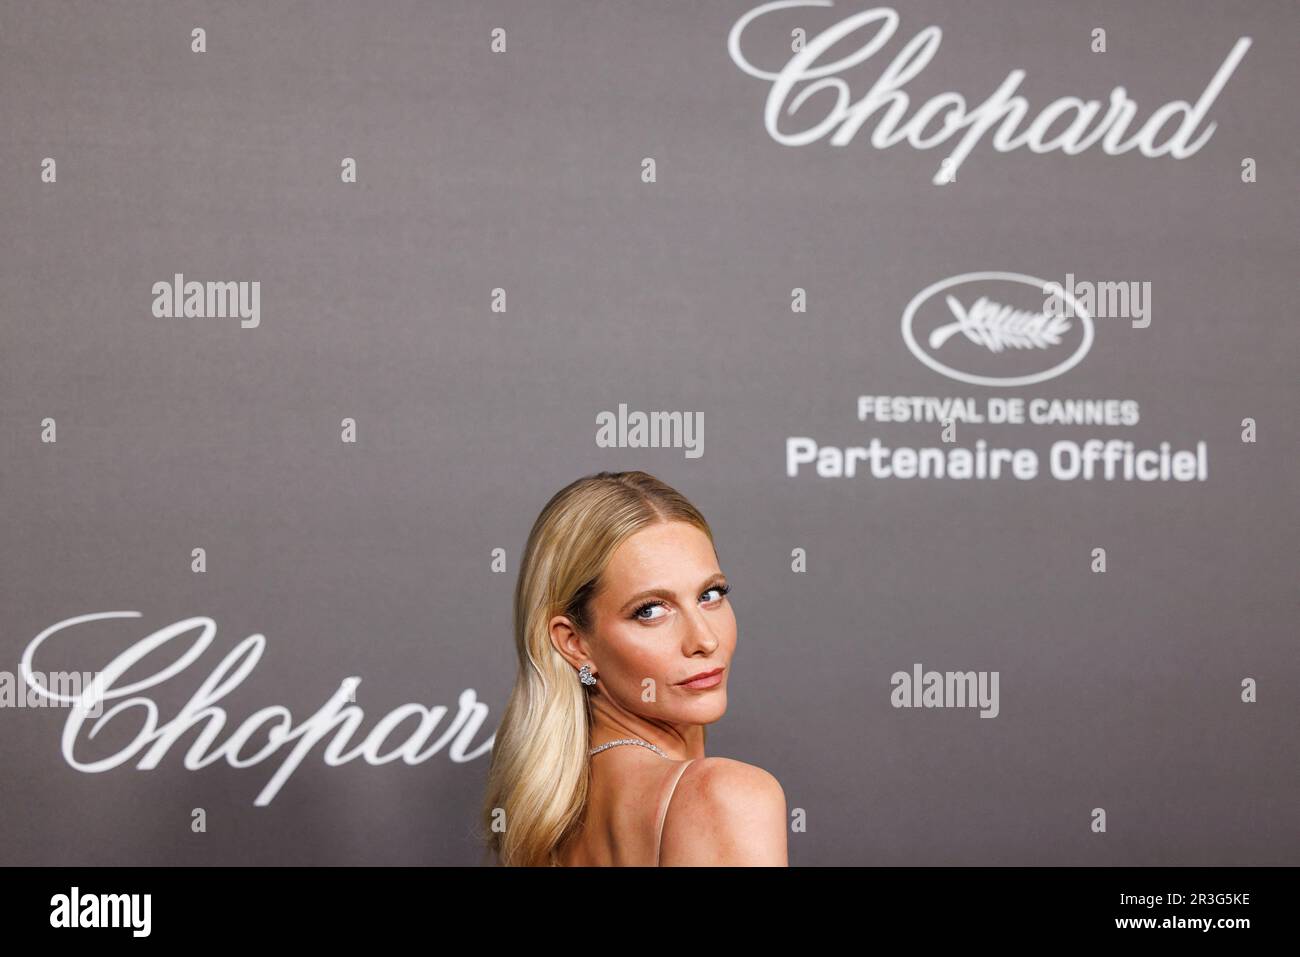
683 607 719 650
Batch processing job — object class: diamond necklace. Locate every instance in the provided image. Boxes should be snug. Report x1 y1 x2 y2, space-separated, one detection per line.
588 737 667 757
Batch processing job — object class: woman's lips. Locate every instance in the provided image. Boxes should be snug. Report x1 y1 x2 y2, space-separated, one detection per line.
677 668 724 690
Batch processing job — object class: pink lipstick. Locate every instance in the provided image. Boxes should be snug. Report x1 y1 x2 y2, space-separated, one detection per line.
677 667 725 690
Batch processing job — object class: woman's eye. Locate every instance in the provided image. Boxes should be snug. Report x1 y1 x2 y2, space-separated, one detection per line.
703 583 731 603
634 602 667 621
633 585 729 621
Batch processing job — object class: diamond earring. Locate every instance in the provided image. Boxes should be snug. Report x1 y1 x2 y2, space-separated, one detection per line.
578 663 597 686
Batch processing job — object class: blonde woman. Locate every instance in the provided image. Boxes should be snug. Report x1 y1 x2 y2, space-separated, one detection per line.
480 470 787 866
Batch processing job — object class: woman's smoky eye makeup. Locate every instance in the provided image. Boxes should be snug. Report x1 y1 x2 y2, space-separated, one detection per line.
630 581 731 622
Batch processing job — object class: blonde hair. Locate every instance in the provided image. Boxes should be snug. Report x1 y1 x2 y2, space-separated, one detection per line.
478 470 715 866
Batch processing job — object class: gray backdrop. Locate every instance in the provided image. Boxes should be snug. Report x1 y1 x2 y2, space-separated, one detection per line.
1 0 1296 866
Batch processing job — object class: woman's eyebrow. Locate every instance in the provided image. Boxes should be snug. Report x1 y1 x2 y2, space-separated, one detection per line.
617 575 727 613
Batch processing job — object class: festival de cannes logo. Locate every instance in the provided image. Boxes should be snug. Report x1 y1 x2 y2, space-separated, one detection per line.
901 272 1094 387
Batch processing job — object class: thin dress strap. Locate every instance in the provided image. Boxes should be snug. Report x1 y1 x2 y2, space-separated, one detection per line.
654 759 695 866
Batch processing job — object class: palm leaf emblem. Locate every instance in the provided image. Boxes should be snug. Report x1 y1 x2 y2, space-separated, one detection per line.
929 294 1071 353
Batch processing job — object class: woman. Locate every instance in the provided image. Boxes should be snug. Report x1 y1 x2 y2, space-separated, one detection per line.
479 470 787 866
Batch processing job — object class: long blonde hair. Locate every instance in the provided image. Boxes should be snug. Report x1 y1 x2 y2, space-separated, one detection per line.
478 470 715 866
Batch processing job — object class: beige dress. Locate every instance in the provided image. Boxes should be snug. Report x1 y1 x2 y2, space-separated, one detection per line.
653 757 695 866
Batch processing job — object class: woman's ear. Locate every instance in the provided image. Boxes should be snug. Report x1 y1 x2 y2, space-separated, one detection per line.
547 614 589 672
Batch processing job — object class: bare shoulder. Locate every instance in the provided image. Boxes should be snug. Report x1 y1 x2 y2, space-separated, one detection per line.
659 757 788 866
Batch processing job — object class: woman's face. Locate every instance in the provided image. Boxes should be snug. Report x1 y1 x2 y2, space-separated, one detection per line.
559 520 737 723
